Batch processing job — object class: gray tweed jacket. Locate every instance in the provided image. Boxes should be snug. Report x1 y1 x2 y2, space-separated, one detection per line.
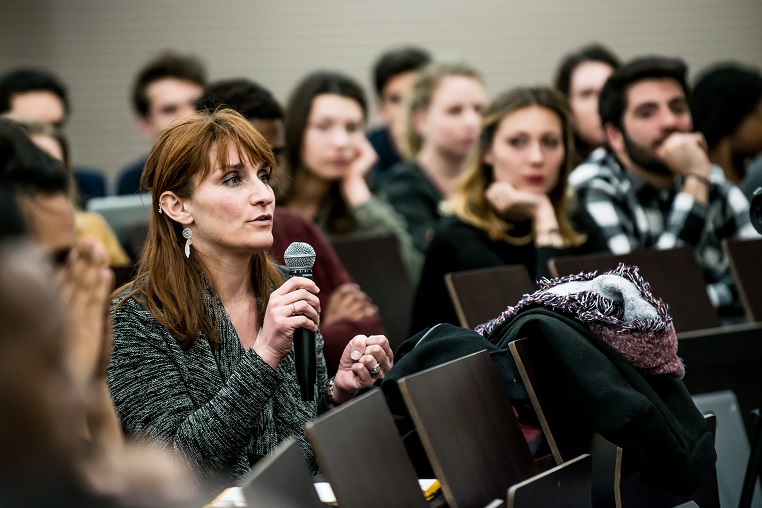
107 267 331 489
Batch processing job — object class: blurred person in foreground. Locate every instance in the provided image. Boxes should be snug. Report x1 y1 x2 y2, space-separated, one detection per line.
3 113 130 265
0 122 202 506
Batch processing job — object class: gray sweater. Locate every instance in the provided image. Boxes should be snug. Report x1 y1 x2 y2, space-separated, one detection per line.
107 269 331 489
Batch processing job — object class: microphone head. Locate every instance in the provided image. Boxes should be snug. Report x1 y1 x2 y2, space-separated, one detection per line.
283 242 316 270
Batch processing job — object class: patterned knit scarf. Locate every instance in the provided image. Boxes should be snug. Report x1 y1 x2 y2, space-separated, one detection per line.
475 264 685 378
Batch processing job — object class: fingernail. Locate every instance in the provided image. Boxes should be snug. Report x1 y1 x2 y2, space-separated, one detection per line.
351 349 361 361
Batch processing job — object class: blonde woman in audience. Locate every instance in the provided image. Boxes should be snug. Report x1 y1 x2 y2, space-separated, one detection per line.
3 113 131 266
379 61 486 253
410 86 597 332
280 70 422 283
108 109 393 490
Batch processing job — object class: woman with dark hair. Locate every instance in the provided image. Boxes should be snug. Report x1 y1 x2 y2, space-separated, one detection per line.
690 62 762 188
280 71 422 283
411 86 593 332
554 43 620 163
108 109 393 489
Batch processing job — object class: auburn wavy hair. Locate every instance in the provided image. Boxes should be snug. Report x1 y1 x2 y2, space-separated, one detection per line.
442 86 585 246
115 109 283 349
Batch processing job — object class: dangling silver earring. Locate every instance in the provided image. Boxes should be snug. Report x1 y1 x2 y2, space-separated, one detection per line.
158 201 164 215
182 228 192 258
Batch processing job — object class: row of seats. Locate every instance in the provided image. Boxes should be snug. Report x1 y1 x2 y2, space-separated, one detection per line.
334 235 762 343
237 350 719 507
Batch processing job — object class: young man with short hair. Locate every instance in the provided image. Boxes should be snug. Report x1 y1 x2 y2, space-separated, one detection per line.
116 51 207 194
0 67 69 128
367 46 431 184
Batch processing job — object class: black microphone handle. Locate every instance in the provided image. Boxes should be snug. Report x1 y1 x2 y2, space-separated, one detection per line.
289 269 316 401
293 327 316 401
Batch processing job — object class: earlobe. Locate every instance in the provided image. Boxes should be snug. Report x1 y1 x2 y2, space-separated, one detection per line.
159 191 193 225
412 110 426 136
482 148 494 166
604 124 623 153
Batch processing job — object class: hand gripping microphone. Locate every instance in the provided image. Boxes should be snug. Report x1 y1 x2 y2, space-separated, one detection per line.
283 242 317 401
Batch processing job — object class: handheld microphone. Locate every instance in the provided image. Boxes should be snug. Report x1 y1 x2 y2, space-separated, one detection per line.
283 242 317 401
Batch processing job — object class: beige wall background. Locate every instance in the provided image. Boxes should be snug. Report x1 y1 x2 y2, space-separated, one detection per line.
1 0 761 188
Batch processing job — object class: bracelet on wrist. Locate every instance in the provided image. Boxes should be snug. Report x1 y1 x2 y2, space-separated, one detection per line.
326 377 336 406
685 172 711 187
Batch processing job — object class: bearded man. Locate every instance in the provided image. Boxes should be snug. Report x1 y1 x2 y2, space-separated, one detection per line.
569 56 758 314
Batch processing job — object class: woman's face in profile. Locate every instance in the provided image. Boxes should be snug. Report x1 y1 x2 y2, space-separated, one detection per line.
415 75 485 160
568 60 614 147
484 105 565 195
185 143 275 258
301 93 365 181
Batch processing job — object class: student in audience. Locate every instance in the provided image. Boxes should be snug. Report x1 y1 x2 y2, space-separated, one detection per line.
690 62 762 187
0 67 107 202
410 86 590 331
367 45 431 184
0 67 69 127
378 61 486 254
280 70 422 284
554 43 621 164
196 78 384 372
108 109 393 489
569 56 758 314
3 114 131 265
116 50 207 195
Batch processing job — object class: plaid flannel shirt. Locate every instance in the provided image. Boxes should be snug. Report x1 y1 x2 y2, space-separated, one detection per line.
569 148 759 311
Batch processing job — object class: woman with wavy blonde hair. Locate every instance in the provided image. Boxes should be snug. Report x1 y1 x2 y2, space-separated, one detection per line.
108 109 393 490
410 86 595 332
378 61 486 253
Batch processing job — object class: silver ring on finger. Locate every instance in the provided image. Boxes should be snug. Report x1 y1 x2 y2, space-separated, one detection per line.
369 363 381 375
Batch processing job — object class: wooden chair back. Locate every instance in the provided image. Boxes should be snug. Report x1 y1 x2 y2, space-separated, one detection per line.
549 246 720 333
238 436 323 508
507 453 592 508
509 337 592 464
331 234 414 350
444 264 536 329
397 350 535 508
304 389 428 508
723 237 762 323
